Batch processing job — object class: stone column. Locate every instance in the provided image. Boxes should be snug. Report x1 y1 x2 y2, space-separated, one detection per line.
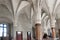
35 23 41 40
34 3 42 40
32 0 42 40
50 19 56 40
59 29 60 39
51 27 56 38
43 16 48 34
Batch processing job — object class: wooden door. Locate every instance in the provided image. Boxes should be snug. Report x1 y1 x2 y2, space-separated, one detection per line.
16 31 23 40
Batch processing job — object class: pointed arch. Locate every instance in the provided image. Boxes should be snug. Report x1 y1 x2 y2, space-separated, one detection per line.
0 4 13 23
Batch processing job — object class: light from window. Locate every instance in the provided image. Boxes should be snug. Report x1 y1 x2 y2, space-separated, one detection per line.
4 24 7 27
17 32 21 34
4 32 6 37
0 24 7 37
4 28 7 32
0 27 3 37
0 24 3 27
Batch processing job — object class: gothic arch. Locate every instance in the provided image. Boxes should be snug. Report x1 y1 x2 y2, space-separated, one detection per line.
54 3 60 19
0 4 13 23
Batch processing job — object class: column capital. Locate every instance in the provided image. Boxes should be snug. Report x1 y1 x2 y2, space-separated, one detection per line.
35 19 41 24
50 19 56 28
35 23 41 26
51 27 55 29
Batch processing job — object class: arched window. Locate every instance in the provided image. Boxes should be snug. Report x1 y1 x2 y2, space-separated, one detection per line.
0 24 7 37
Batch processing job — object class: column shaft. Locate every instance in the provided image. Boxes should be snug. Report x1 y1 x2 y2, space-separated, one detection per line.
50 18 56 40
35 23 41 40
51 27 56 40
51 27 56 38
58 29 60 39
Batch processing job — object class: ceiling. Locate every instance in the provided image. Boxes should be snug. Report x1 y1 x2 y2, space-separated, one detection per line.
0 0 60 23
42 0 60 19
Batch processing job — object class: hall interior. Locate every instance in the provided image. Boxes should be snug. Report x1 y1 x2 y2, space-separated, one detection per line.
0 0 60 40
